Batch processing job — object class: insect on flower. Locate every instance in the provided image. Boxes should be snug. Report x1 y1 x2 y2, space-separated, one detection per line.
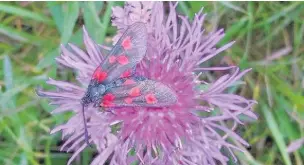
81 22 177 145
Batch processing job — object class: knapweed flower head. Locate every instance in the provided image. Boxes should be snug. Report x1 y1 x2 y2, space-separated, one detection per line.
38 2 257 165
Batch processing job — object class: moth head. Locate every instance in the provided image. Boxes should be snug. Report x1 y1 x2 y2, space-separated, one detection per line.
82 82 106 106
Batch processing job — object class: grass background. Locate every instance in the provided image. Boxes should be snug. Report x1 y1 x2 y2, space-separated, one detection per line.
0 1 303 165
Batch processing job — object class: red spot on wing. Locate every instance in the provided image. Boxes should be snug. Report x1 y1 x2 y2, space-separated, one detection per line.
129 87 141 97
93 66 107 82
101 101 114 107
124 97 133 104
145 93 158 104
101 93 115 107
124 79 135 85
117 55 129 65
121 36 132 50
103 93 115 101
121 70 132 78
109 56 117 63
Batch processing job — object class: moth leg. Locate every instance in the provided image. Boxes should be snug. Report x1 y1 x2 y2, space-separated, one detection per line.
82 104 93 148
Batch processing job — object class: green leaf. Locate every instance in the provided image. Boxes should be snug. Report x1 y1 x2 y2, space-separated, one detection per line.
37 28 83 69
61 2 80 44
36 47 59 69
47 2 65 34
83 2 104 43
0 3 53 25
99 2 115 43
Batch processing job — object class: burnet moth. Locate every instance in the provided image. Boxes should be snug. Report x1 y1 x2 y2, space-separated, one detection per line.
81 22 178 145
44 22 177 146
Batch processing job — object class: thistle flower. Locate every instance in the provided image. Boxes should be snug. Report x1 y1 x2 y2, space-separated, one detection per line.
38 2 257 165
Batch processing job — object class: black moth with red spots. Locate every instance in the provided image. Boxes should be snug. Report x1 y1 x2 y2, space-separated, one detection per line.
81 22 177 146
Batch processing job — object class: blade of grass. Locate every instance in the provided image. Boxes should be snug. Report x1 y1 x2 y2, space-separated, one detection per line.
47 2 65 34
178 2 191 18
240 2 253 69
0 100 39 118
3 126 39 165
99 2 115 43
218 17 248 46
37 27 83 69
219 2 247 14
4 55 13 91
257 18 293 47
0 25 27 42
44 138 52 165
3 55 16 109
0 84 29 108
275 97 301 140
36 47 59 70
270 73 304 112
38 22 83 70
0 24 50 45
253 2 301 29
262 104 292 165
294 21 304 52
0 3 54 25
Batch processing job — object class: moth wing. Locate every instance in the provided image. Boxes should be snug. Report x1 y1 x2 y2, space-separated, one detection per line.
100 77 177 108
90 22 147 84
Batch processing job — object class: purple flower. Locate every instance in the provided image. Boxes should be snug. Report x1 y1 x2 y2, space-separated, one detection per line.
38 2 257 165
287 137 304 153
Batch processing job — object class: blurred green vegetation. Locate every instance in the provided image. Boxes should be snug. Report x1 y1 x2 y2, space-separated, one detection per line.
0 1 303 165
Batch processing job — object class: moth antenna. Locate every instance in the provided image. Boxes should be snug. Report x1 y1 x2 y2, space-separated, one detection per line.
82 104 93 148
